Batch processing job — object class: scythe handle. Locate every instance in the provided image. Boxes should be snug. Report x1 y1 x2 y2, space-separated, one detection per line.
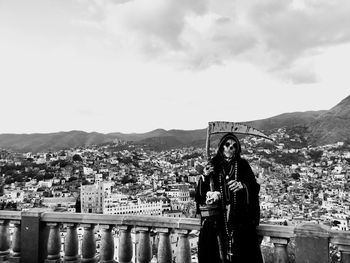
205 123 215 191
205 123 211 161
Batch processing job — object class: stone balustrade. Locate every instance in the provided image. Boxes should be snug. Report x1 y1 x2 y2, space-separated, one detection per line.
0 209 350 262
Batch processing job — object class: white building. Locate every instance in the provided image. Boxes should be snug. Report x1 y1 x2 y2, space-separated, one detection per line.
38 180 53 188
83 167 94 176
165 184 190 203
331 214 349 231
3 190 24 203
104 202 163 216
95 173 103 183
81 181 113 213
81 181 164 216
42 197 76 211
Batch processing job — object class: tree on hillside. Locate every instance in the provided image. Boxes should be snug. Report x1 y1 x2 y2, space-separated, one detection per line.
291 173 300 180
72 154 83 162
308 150 323 162
269 152 305 166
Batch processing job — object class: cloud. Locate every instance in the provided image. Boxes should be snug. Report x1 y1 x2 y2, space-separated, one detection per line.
75 0 350 81
250 1 350 62
280 68 318 85
3 0 350 83
83 0 208 55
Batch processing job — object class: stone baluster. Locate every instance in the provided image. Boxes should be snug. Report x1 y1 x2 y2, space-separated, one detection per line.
9 221 21 263
156 228 172 263
118 225 133 263
99 225 115 263
338 244 350 263
175 230 191 263
45 223 61 263
81 224 96 263
0 219 10 261
137 227 151 263
270 237 289 263
63 224 79 263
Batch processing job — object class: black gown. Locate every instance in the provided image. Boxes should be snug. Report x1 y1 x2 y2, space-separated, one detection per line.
195 155 263 263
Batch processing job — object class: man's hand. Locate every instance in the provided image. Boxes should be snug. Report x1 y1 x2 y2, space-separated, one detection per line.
227 180 244 193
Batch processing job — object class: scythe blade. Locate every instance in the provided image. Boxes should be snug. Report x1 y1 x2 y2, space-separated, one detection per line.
206 121 272 159
209 121 272 140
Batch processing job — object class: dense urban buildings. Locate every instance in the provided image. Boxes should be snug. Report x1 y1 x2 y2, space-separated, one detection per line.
1 127 350 231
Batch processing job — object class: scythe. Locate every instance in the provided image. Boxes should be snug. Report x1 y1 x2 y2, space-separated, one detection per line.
205 121 272 160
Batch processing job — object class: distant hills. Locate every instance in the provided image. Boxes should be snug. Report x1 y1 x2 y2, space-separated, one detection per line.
307 94 350 145
0 131 116 153
0 94 349 153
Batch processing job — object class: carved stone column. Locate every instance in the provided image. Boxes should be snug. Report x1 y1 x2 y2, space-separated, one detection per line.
100 225 115 263
118 225 133 263
45 223 61 263
0 219 10 261
137 227 151 263
81 224 96 263
270 237 289 263
156 228 172 263
63 223 79 263
175 230 191 263
9 220 21 263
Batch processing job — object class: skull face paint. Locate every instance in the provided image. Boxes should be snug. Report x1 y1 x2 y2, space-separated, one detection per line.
223 139 237 159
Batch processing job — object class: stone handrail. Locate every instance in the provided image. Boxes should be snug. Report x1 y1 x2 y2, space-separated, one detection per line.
1 209 350 262
41 212 201 230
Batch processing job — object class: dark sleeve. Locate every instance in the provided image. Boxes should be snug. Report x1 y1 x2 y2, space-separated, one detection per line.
195 159 216 210
195 175 210 206
241 159 261 226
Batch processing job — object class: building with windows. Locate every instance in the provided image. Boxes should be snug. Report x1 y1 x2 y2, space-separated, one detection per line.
104 201 163 216
81 181 163 215
165 183 190 203
81 181 113 213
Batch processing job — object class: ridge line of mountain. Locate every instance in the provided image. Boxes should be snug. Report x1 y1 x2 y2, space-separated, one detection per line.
1 94 349 152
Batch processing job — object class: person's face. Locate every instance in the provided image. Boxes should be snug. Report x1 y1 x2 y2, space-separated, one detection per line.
222 139 237 159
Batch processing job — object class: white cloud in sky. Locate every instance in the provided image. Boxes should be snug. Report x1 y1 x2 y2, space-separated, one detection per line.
0 0 350 133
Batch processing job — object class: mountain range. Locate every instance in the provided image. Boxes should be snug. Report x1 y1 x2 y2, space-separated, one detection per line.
1 94 349 153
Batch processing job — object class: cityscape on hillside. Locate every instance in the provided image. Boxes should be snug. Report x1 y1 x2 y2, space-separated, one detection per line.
1 124 350 262
3 1 350 262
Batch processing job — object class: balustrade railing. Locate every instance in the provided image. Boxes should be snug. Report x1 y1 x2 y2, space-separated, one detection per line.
1 209 350 263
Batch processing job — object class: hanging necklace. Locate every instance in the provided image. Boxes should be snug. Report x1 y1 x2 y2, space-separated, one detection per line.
219 160 237 261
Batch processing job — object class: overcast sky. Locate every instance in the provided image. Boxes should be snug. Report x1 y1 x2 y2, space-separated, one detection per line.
1 0 350 134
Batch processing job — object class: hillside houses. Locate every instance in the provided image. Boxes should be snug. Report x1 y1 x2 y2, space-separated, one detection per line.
0 128 349 228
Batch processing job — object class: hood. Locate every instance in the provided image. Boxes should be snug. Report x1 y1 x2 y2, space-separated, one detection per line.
217 132 241 159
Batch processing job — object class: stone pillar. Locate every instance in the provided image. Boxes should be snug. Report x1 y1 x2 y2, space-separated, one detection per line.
9 220 21 263
118 225 133 263
137 227 151 263
270 237 289 263
156 228 172 263
100 225 115 263
175 230 191 263
81 224 96 263
295 223 330 263
45 223 61 263
0 219 10 261
63 223 79 263
21 209 48 263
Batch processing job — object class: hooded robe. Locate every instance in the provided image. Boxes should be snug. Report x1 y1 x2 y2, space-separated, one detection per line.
195 133 263 263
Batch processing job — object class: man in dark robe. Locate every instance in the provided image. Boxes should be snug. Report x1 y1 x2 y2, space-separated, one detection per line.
195 133 263 263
